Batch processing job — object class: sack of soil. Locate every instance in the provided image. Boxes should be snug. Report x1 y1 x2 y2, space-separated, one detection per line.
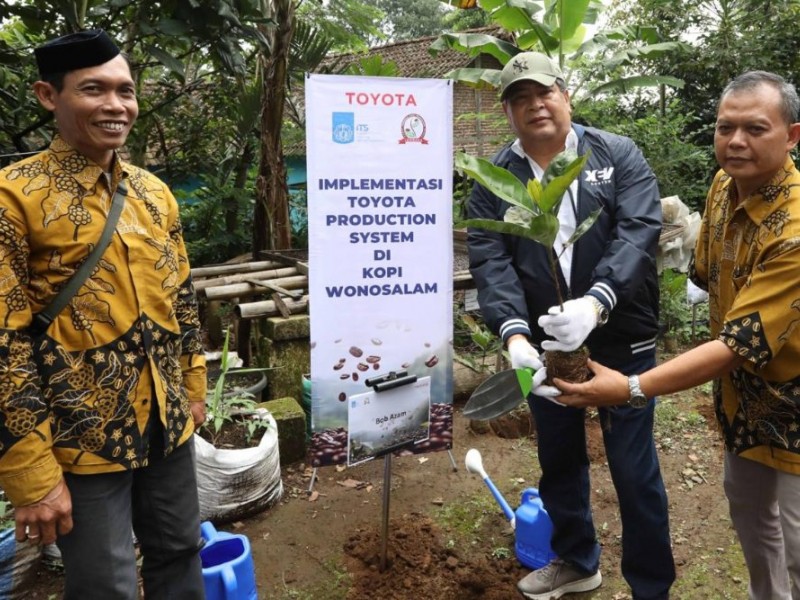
194 411 283 523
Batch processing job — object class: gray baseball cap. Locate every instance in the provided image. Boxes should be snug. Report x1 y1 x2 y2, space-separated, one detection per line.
500 52 564 99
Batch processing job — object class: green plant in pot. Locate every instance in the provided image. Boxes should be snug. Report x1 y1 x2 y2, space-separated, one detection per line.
202 329 272 448
456 148 600 383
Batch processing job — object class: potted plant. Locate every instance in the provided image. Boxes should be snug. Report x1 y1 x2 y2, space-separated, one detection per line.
194 330 283 523
456 149 600 383
201 329 271 448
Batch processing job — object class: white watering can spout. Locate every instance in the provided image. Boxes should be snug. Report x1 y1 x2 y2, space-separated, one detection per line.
465 448 516 528
465 448 487 478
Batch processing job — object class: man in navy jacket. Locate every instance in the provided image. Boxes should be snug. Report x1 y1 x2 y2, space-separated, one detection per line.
467 52 675 600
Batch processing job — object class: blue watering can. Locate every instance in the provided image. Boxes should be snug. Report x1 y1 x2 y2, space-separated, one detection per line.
465 449 557 570
200 521 258 600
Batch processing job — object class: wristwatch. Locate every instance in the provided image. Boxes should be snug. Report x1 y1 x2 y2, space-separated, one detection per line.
627 375 648 408
588 296 609 327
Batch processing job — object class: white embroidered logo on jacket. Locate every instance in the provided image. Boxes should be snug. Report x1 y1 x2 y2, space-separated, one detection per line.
585 167 614 184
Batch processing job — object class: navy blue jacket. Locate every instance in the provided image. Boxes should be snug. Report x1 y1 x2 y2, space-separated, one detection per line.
467 124 661 368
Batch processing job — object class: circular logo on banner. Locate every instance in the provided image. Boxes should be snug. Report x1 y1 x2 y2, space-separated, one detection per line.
399 114 428 144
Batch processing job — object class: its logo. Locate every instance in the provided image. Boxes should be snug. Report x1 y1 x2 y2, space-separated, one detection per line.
399 113 428 145
585 167 614 184
512 57 527 73
332 112 354 144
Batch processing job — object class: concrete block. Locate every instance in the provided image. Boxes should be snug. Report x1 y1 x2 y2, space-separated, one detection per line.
265 315 310 341
258 398 306 465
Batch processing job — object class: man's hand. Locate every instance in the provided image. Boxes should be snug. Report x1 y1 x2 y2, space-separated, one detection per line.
530 367 564 406
14 478 73 546
507 336 544 371
190 401 206 427
538 297 598 352
552 359 630 408
508 337 562 403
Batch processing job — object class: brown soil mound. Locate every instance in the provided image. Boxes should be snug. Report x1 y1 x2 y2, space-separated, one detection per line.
343 512 527 599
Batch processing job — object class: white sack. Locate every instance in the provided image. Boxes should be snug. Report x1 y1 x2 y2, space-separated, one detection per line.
194 411 283 524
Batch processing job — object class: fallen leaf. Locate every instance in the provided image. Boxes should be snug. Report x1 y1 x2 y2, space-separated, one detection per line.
308 490 319 502
335 464 347 472
418 457 429 464
431 497 444 506
337 478 367 489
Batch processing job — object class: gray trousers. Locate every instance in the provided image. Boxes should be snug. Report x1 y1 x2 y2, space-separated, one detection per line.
57 440 205 600
724 451 800 600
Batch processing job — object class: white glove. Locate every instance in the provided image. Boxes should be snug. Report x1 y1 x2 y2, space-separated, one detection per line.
507 337 544 371
538 297 598 352
530 366 564 405
686 279 709 305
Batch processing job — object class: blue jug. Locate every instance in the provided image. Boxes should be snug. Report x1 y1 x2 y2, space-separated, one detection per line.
514 488 557 570
200 521 258 600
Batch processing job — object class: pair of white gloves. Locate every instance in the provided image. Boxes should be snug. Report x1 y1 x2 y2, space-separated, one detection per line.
509 296 601 402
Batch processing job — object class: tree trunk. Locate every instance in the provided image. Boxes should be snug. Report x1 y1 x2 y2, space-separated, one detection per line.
254 0 294 256
227 138 254 257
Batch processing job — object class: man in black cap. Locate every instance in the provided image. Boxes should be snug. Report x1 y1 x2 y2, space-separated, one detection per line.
0 29 207 599
467 51 675 599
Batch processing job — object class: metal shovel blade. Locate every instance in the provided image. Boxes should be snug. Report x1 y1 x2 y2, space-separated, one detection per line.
463 368 533 421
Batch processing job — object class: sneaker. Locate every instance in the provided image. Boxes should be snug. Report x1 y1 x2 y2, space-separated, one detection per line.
518 559 602 599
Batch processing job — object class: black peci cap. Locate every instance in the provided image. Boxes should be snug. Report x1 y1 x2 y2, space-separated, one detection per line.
34 29 120 78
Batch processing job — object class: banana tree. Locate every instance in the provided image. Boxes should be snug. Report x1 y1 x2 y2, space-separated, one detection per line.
432 0 687 98
456 149 599 308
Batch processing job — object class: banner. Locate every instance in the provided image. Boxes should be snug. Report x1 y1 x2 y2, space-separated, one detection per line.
305 74 453 467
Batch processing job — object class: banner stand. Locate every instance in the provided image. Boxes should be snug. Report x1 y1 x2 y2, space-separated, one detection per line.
306 371 458 572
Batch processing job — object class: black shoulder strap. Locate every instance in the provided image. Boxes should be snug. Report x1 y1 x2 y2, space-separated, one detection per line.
29 182 128 336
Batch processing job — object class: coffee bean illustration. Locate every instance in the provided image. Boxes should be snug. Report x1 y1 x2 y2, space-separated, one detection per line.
425 355 438 367
349 346 363 358
365 355 381 364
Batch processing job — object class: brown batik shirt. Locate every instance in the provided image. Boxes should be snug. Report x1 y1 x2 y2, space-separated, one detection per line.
0 136 206 506
692 156 800 474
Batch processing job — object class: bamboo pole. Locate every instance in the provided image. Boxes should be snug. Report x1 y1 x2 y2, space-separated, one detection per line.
453 270 475 290
236 295 309 320
204 275 307 301
194 267 298 292
191 260 280 278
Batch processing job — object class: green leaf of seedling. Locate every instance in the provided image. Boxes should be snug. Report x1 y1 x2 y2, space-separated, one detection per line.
516 367 534 397
456 152 534 211
565 207 603 246
539 152 590 212
504 205 535 228
526 178 544 209
456 218 536 240
529 213 560 247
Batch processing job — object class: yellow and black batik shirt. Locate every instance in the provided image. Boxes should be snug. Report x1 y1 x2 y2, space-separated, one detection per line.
693 156 800 474
0 136 206 506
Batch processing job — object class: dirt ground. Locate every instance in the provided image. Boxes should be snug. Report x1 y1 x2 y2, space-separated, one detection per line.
18 353 748 600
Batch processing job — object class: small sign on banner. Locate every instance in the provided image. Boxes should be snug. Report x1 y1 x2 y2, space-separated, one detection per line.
347 377 431 466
